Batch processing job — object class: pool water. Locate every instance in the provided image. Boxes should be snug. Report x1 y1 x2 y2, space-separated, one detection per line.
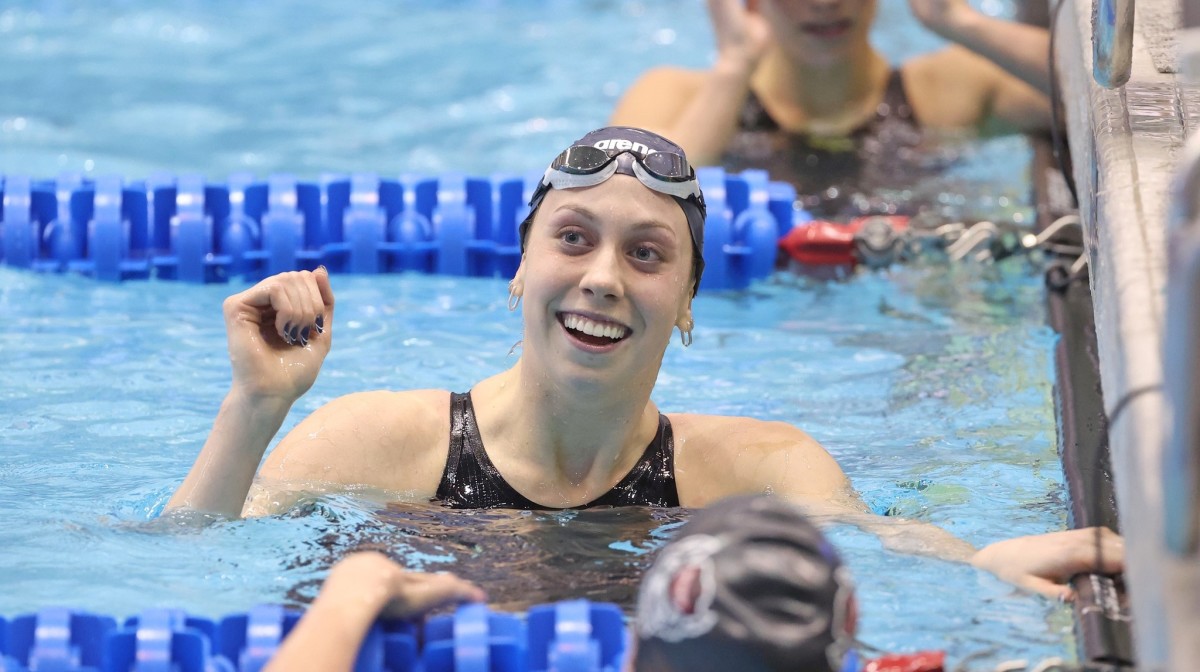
0 0 1072 667
1 259 1069 664
0 0 1030 225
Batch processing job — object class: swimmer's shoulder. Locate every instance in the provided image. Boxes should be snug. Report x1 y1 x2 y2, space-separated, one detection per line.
903 47 1048 133
666 412 824 456
901 47 993 128
666 412 849 507
610 66 709 130
258 388 452 495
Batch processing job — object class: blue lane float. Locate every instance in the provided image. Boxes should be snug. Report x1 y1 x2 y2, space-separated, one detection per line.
0 170 800 291
0 599 627 672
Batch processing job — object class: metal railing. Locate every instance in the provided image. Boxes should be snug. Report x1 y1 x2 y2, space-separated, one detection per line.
1092 0 1135 87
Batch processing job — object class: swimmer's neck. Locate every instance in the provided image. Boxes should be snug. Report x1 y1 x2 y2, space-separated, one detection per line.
472 363 662 487
754 44 891 134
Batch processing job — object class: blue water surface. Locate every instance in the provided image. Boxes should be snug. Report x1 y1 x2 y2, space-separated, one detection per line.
0 0 1073 667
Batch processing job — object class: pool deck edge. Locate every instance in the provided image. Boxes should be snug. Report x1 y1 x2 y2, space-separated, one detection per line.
1056 0 1197 668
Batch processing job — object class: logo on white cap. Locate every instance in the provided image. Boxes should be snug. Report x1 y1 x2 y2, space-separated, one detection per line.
636 534 722 643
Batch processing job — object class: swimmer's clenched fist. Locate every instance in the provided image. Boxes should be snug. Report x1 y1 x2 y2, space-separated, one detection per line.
223 267 335 402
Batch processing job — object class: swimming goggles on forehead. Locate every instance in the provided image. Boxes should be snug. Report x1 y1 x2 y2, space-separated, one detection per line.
536 145 703 202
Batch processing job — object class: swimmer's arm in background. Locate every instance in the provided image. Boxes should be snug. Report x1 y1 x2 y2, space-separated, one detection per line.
673 414 978 562
672 415 1125 597
608 0 771 166
263 552 485 672
907 0 1053 133
164 268 335 520
909 0 1051 96
244 389 451 517
772 501 1123 600
813 504 1126 600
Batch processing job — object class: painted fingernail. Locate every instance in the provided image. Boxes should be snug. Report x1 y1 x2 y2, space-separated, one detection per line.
288 324 300 343
300 327 310 346
315 315 325 333
283 323 294 343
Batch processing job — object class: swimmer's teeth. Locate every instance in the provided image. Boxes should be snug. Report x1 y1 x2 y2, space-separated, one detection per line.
565 314 623 340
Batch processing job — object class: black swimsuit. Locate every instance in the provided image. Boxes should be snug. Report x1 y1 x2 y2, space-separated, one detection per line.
434 392 680 509
724 69 948 220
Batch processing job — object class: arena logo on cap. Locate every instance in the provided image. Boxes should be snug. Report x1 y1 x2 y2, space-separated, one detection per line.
592 138 658 157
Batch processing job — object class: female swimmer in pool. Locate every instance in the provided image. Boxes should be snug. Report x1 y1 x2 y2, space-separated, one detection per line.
168 125 1062 580
610 0 1054 217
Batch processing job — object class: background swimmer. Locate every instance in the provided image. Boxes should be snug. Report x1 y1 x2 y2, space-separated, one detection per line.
610 0 1054 218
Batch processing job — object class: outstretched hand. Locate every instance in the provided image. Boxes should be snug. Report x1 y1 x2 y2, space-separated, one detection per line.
264 553 485 672
321 552 487 619
707 0 772 71
971 527 1124 601
223 267 335 402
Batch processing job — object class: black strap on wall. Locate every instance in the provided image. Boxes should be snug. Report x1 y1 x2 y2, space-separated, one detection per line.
1031 132 1135 669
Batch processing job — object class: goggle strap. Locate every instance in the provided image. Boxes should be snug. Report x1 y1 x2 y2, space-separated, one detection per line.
541 161 619 191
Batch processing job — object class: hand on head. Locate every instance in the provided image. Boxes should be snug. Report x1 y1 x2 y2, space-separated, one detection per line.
970 526 1125 601
222 266 335 402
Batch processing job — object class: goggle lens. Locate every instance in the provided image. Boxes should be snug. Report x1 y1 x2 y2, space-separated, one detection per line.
548 145 694 182
550 146 612 174
641 151 692 182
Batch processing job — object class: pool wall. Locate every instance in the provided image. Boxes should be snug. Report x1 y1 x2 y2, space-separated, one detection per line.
1054 0 1198 667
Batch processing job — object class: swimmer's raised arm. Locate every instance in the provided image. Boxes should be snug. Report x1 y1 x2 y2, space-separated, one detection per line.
164 268 335 519
906 0 1053 133
609 0 770 165
909 0 1051 96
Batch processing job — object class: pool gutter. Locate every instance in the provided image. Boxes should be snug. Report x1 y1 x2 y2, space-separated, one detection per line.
1044 258 1135 668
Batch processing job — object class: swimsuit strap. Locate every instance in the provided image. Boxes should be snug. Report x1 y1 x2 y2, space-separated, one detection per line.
435 391 538 508
586 412 679 508
434 392 679 509
879 68 916 124
738 89 782 133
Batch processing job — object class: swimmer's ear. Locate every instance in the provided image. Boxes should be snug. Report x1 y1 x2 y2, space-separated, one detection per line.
675 306 694 343
509 262 525 295
508 264 525 311
676 286 694 324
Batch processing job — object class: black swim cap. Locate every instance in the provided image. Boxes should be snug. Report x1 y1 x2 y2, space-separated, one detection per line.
519 126 707 294
634 495 857 672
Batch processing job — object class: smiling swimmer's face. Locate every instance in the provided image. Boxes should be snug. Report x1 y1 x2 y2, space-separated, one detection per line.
513 174 695 393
